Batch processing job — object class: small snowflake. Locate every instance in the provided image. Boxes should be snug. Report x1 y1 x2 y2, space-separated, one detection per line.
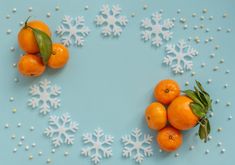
28 79 61 115
163 40 199 74
95 4 128 37
122 128 153 163
81 128 114 164
56 16 90 47
141 12 174 47
44 113 79 147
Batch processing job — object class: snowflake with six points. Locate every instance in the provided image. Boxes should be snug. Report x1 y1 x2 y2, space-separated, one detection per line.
163 40 199 74
81 128 114 164
56 16 90 47
95 4 128 37
28 79 61 115
141 12 174 47
44 113 79 147
122 128 153 163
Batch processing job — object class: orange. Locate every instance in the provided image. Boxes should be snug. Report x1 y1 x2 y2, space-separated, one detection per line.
145 102 167 130
167 96 199 130
18 20 51 54
48 43 69 69
18 54 46 77
157 126 183 152
154 79 180 105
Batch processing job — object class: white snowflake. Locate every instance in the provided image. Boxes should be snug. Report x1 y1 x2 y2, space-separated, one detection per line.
122 128 153 164
81 128 114 164
95 4 128 37
163 40 199 74
141 12 174 47
44 113 79 147
56 16 90 47
28 79 61 115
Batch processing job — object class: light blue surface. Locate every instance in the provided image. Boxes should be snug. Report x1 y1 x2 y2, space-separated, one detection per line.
0 0 235 164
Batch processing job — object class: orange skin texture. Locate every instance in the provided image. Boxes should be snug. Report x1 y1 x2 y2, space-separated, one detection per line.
48 43 70 69
157 126 183 152
145 102 167 130
167 96 199 130
154 79 180 105
18 20 51 54
18 54 46 77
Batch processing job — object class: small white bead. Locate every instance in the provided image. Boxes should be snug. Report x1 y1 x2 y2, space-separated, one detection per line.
179 18 186 23
17 123 21 127
200 16 204 20
28 7 33 12
209 16 214 20
215 45 220 50
46 158 51 164
84 5 89 10
159 149 163 153
9 97 14 102
175 153 179 157
202 9 208 13
46 13 51 18
12 8 17 13
217 142 222 147
29 155 33 160
13 148 17 153
194 25 198 30
221 148 226 154
177 9 181 14
224 84 228 88
228 115 232 120
191 71 196 76
185 81 189 86
210 53 215 58
10 46 15 52
143 4 148 10
159 9 164 13
183 24 188 29
19 21 24 26
215 99 220 104
51 149 56 153
64 151 69 156
223 13 228 18
208 135 212 141
32 143 36 147
30 126 35 131
217 127 222 132
217 27 222 31
5 123 9 128
192 13 197 17
6 29 12 35
226 29 231 33
18 141 23 146
6 15 10 19
201 63 206 67
225 70 230 74
226 102 231 107
207 79 212 84
189 145 194 150
11 134 16 139
205 149 210 154
209 37 214 41
55 6 60 11
25 145 29 151
131 13 135 17
220 59 225 64
205 28 210 32
38 151 43 156
213 66 219 71
209 112 214 117
21 136 25 141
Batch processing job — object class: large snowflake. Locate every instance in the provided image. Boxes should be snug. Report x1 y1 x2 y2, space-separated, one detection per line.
56 16 90 47
81 128 114 164
44 113 79 147
28 79 61 115
122 128 153 163
95 4 128 37
141 12 174 47
163 40 199 74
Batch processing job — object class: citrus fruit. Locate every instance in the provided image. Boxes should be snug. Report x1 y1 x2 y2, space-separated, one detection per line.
154 79 180 105
157 126 183 152
48 43 69 69
145 102 167 130
18 54 46 77
18 20 51 54
167 96 199 130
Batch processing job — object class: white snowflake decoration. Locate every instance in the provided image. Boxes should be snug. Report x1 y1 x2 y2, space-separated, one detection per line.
44 113 79 147
95 4 128 37
81 128 114 164
28 79 61 115
141 12 174 47
122 128 153 163
56 16 90 47
163 40 199 74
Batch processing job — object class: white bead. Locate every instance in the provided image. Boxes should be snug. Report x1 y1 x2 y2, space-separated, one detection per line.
12 8 17 13
46 158 51 164
228 115 232 120
51 149 56 153
9 97 14 101
6 29 12 34
64 151 69 156
21 136 25 141
207 79 212 84
5 124 9 128
226 102 231 107
205 149 210 154
192 13 197 17
17 123 21 127
217 127 222 132
46 13 51 17
217 142 222 147
38 151 43 156
175 153 179 157
25 145 29 151
55 6 60 11
28 7 33 12
221 148 226 153
13 148 17 152
32 143 36 147
189 145 194 150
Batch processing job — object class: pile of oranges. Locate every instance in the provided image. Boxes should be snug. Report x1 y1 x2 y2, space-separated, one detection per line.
145 79 199 152
17 19 69 77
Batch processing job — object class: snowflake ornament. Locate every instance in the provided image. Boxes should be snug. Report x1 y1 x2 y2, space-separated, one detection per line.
28 79 61 115
56 16 90 47
141 12 174 47
122 128 153 163
95 4 128 37
163 40 199 74
81 128 114 164
44 113 79 147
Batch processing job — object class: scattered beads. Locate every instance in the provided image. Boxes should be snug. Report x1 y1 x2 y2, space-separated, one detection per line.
191 71 196 76
11 134 16 139
194 36 200 43
174 153 179 157
143 4 148 10
193 25 198 30
209 37 214 41
201 63 206 68
215 99 220 104
209 112 214 117
189 145 195 150
192 13 197 17
18 142 23 146
177 9 181 14
9 97 14 102
213 66 219 71
228 115 232 120
220 59 225 64
6 29 12 35
32 143 36 148
6 15 10 19
210 53 215 58
38 151 43 156
30 126 35 131
13 148 17 153
12 8 17 13
5 123 9 128
209 16 214 20
21 136 25 141
46 158 52 164
46 13 51 18
51 149 56 153
207 79 212 84
84 5 89 10
226 102 231 107
25 145 29 151
224 84 228 88
28 7 33 12
29 155 33 160
179 18 186 24
217 127 222 132
64 151 69 157
55 6 60 11
185 81 189 86
17 123 21 127
183 25 188 29
202 9 208 13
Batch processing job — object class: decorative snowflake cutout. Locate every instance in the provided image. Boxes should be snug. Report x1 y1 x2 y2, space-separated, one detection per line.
56 16 90 47
163 40 199 74
95 4 128 37
28 79 61 115
44 113 79 147
122 128 153 163
81 128 114 164
141 12 174 47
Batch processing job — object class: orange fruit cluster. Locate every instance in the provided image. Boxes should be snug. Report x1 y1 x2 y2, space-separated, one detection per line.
145 79 199 152
17 19 69 77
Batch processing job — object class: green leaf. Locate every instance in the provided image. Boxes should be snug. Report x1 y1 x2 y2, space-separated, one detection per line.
190 103 206 118
183 90 204 108
31 28 52 64
196 80 209 96
198 118 211 142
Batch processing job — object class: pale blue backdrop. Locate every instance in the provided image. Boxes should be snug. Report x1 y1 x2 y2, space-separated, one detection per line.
0 0 234 165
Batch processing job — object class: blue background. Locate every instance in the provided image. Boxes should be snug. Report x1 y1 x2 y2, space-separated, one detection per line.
0 0 234 165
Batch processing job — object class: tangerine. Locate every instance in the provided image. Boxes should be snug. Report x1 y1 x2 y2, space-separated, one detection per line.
18 54 46 77
145 102 167 130
154 79 180 105
18 20 51 54
167 96 199 130
48 43 69 69
157 126 183 152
